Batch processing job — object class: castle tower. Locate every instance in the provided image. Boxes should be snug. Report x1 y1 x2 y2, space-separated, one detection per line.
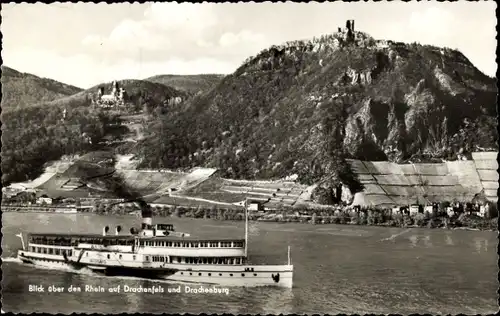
112 80 118 97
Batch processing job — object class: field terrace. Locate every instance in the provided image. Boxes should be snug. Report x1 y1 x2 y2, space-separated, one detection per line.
349 151 498 207
183 177 313 210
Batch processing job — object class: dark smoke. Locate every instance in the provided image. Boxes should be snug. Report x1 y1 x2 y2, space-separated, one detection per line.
82 164 152 218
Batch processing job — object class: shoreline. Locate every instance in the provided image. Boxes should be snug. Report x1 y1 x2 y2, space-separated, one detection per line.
3 206 497 232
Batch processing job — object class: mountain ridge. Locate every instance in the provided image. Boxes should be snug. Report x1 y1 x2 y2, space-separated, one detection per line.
1 65 84 108
145 74 225 95
135 27 498 200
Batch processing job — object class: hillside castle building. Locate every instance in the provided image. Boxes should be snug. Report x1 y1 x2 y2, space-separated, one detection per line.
93 81 127 108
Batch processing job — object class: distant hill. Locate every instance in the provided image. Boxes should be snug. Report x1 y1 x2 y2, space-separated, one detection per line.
136 26 498 199
1 65 83 108
42 79 188 110
145 74 224 95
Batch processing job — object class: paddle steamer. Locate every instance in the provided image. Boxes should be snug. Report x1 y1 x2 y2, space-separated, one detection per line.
16 199 293 287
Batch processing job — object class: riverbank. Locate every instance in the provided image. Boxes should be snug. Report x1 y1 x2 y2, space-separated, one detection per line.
3 204 497 231
166 208 498 231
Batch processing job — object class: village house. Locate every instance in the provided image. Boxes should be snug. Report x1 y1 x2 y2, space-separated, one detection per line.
36 194 53 205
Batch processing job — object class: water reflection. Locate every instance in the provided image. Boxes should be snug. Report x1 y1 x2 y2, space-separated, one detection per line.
445 233 454 246
423 235 432 248
473 237 489 254
409 235 419 247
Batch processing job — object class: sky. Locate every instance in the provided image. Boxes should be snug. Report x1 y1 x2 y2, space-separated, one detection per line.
1 1 497 89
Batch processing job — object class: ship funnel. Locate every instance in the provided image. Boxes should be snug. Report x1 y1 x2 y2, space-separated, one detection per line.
115 225 122 235
130 227 139 235
138 201 153 230
142 216 152 229
103 226 110 236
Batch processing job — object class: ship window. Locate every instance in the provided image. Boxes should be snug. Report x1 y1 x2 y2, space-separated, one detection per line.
219 273 222 276
254 273 257 276
107 254 110 259
223 258 228 264
208 273 211 276
133 255 136 260
69 250 72 256
198 273 202 276
145 256 150 261
236 258 240 264
229 259 233 264
241 273 245 277
86 252 88 257
119 255 122 259
55 249 60 255
218 258 223 264
203 258 207 264
230 273 233 277
189 272 192 276
181 272 183 275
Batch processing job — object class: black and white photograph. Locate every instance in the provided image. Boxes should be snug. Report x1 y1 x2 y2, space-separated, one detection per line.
1 1 498 314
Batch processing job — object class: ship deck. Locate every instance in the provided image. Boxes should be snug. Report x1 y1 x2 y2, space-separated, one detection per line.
28 233 245 242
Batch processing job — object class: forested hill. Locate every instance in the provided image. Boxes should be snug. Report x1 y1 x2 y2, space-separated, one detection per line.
1 65 83 108
136 28 497 194
1 75 188 185
41 79 188 112
145 74 225 95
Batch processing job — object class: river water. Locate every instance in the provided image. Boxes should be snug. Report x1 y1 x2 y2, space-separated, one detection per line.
1 212 498 314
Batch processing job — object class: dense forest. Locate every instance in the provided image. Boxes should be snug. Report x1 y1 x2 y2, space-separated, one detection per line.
1 104 118 185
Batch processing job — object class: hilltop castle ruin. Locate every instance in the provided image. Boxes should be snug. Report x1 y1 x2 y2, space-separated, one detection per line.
337 19 356 44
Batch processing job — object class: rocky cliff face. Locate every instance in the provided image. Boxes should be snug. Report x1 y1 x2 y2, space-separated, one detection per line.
138 28 497 191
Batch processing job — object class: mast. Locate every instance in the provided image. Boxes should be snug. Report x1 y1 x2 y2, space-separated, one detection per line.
288 245 291 265
244 197 248 258
16 233 26 250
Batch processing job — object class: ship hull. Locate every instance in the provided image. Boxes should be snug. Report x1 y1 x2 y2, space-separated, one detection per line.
17 251 293 288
